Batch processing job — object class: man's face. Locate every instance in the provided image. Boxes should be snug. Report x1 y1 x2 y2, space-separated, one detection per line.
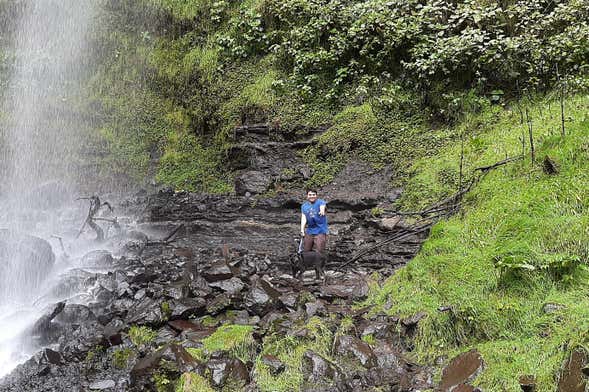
307 191 317 202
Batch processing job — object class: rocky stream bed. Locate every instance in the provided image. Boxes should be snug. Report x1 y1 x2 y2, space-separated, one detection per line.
0 125 500 391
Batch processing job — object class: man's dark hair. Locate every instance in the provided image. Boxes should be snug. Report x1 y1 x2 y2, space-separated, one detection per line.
306 188 318 194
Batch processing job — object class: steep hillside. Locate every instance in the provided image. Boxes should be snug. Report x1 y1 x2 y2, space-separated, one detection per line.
89 0 589 192
364 93 589 391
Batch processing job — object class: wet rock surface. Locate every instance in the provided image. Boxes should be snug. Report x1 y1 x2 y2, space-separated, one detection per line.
0 126 433 391
557 349 587 392
439 349 484 392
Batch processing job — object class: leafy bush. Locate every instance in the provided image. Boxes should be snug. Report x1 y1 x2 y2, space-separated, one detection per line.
219 0 589 101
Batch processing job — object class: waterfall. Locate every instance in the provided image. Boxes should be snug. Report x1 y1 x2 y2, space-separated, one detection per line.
0 0 98 377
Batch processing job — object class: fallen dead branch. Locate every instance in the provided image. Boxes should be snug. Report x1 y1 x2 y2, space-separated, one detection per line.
339 155 523 270
76 196 114 241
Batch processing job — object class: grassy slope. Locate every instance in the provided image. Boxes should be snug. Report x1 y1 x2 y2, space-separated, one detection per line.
363 94 589 391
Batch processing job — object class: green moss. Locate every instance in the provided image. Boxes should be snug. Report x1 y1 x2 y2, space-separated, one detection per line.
201 324 255 362
112 348 134 369
85 346 105 362
154 371 174 392
254 317 333 392
161 302 172 320
185 347 206 362
175 372 215 392
156 132 233 193
129 325 158 346
361 334 376 346
199 315 218 327
361 94 589 391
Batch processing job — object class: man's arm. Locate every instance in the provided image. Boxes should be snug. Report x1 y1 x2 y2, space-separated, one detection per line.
300 213 307 236
319 201 326 216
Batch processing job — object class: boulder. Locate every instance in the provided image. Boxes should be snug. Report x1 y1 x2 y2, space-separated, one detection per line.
334 335 377 368
202 261 234 282
320 278 369 300
302 350 337 382
439 349 484 391
557 349 587 392
170 298 207 320
244 278 281 316
206 357 250 388
209 277 245 295
0 230 55 298
80 250 114 267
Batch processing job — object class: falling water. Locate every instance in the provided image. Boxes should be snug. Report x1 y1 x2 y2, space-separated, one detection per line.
0 0 99 377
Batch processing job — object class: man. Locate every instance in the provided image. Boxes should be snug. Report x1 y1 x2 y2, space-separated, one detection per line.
300 189 328 254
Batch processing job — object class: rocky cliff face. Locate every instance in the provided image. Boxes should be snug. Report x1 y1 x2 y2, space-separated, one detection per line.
0 126 433 391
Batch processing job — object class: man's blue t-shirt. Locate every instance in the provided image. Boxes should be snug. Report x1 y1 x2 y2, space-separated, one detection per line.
302 199 328 235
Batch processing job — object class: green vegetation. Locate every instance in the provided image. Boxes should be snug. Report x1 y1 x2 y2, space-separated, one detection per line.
201 324 255 362
363 94 589 391
84 345 105 362
89 0 589 191
254 317 333 392
154 371 173 392
129 325 158 346
175 372 215 392
112 347 134 369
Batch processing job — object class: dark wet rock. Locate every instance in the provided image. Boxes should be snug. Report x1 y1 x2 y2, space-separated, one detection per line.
372 341 404 371
0 158 434 391
542 302 566 314
334 335 377 368
41 348 64 365
207 357 250 387
110 230 149 257
89 379 116 390
209 277 245 295
261 354 285 375
81 250 114 267
520 375 536 392
154 326 179 346
244 277 281 315
132 343 202 385
305 300 326 317
440 349 484 391
278 292 298 309
361 321 395 341
164 284 184 300
182 326 216 342
557 349 587 392
129 269 158 284
161 343 203 373
170 297 207 319
168 320 202 333
320 278 369 300
206 293 232 315
29 301 66 337
126 297 163 325
235 170 271 195
55 304 96 324
302 350 337 382
401 311 427 328
189 274 213 297
100 319 125 347
202 260 234 282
